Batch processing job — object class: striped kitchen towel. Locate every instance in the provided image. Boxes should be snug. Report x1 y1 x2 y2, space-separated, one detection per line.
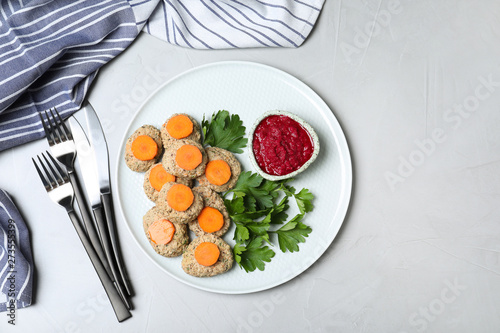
0 189 34 312
0 0 325 152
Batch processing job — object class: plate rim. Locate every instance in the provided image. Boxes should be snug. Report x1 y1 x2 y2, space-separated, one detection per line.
114 60 353 294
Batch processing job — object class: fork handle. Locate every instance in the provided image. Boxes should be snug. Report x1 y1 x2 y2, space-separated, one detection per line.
68 171 112 277
67 210 131 322
68 171 92 234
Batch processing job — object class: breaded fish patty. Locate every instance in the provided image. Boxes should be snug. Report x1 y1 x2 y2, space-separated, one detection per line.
143 207 189 257
125 125 163 172
162 139 208 179
189 187 230 237
161 113 201 148
197 147 241 192
182 234 233 277
143 163 192 202
156 182 204 224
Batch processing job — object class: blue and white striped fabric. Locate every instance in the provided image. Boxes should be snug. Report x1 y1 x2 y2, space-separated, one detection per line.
0 0 138 151
143 0 324 49
0 189 34 312
0 0 324 151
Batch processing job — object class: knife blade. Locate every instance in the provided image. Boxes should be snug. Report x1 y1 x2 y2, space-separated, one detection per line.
82 101 133 296
82 102 111 194
69 117 101 208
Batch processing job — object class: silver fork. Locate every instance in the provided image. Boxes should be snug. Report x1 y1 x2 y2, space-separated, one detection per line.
38 109 112 276
40 108 132 309
32 152 131 322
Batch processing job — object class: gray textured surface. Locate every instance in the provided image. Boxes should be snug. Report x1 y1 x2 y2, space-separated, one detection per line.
1 0 500 331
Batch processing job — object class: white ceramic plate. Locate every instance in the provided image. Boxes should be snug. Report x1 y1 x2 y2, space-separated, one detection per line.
115 61 352 294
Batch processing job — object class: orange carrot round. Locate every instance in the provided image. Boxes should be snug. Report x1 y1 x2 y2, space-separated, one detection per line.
197 207 224 233
194 242 220 266
205 160 231 185
148 219 176 245
166 115 194 139
149 164 175 192
175 144 202 170
167 183 194 211
131 135 158 161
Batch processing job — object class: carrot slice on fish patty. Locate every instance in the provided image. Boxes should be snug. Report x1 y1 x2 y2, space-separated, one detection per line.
167 183 194 211
197 207 224 233
166 114 194 139
176 144 202 170
195 242 220 266
205 159 231 185
132 135 158 161
149 164 175 192
148 219 175 245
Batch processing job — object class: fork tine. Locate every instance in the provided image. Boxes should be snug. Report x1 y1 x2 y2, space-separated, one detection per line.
38 111 55 146
42 152 64 186
37 155 57 188
49 108 67 142
32 157 52 191
46 151 69 183
44 109 61 144
53 107 73 141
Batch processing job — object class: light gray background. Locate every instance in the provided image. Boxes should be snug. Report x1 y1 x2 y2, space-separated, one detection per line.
1 0 500 332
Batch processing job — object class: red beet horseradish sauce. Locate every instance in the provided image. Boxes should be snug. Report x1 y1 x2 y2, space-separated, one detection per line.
252 115 314 176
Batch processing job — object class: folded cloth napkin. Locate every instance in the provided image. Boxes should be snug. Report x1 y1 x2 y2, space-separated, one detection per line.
0 189 34 312
0 0 324 152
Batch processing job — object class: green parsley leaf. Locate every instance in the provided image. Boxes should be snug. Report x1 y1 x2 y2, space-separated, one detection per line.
231 171 264 195
275 214 312 253
282 184 296 197
245 221 271 237
224 197 245 215
269 196 289 224
234 237 275 272
227 171 276 210
234 224 250 243
260 232 272 245
294 188 314 214
224 169 314 273
243 195 257 212
202 110 248 154
233 243 246 265
230 209 269 223
259 179 283 200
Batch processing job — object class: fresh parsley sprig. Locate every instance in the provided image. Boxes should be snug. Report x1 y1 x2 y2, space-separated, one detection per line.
202 111 314 273
274 214 312 253
202 110 248 154
223 171 314 273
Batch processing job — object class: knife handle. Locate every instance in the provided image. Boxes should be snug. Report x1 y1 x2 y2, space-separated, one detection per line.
67 210 131 322
102 192 132 296
68 170 112 278
93 206 131 309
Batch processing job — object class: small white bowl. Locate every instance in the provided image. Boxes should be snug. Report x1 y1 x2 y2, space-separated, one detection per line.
248 110 320 181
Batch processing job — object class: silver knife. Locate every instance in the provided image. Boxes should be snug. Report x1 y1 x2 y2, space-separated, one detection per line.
82 101 132 296
69 116 131 309
69 117 110 276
